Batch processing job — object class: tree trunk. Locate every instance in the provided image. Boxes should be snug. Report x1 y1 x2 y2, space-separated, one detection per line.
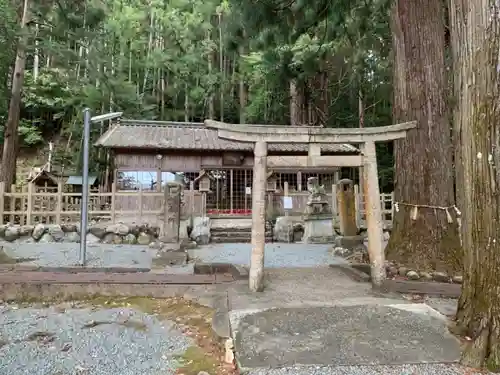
0 0 30 188
385 0 461 273
450 0 500 370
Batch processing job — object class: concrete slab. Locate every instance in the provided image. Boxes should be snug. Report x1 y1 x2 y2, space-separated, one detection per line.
232 305 460 370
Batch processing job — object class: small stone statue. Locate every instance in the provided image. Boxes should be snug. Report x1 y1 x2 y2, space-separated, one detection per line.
305 177 330 215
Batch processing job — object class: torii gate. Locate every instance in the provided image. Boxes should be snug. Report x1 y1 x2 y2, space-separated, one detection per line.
205 120 417 291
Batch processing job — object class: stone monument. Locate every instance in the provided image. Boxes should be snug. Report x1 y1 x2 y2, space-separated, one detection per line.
157 181 187 264
302 177 335 243
334 179 366 253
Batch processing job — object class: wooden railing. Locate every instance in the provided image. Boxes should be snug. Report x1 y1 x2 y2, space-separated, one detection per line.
0 181 394 227
0 181 204 226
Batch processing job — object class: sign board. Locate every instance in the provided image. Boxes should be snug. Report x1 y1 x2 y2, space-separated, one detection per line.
245 186 251 195
283 196 293 210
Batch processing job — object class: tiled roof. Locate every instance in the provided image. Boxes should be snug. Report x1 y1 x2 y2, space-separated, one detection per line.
95 120 359 154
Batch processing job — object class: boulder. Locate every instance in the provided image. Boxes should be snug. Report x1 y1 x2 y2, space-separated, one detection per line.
106 223 129 236
452 275 463 284
32 223 47 240
19 225 34 237
61 224 78 233
387 266 398 277
123 233 137 244
88 223 107 239
46 224 64 242
190 216 211 245
4 226 20 242
38 233 55 243
406 270 420 280
398 267 409 277
419 272 433 281
137 232 151 245
432 271 450 283
128 224 141 236
102 233 122 244
63 232 80 243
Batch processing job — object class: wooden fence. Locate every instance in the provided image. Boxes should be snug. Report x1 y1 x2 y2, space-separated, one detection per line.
0 181 394 227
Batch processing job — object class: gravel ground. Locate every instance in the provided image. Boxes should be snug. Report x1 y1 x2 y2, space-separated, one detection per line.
0 304 192 375
1 243 157 268
246 364 491 375
188 243 347 267
1 242 346 269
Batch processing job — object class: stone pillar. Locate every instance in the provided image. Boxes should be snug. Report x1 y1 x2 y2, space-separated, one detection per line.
249 141 267 292
161 182 182 244
336 179 358 236
361 141 385 288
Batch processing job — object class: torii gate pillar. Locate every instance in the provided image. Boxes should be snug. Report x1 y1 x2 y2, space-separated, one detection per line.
250 141 268 291
205 120 417 292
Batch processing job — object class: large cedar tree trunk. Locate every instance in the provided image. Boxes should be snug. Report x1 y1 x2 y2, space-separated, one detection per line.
385 0 462 273
450 0 500 370
0 0 30 188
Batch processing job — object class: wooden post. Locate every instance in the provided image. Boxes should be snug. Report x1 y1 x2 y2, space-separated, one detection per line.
390 191 395 227
354 184 361 227
0 182 4 224
230 169 234 214
189 181 195 219
249 141 267 292
361 141 385 288
10 184 15 223
111 182 116 223
26 183 33 225
297 171 302 191
138 184 143 222
56 180 63 224
244 170 248 211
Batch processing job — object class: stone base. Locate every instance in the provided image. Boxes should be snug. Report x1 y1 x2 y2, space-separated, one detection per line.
303 218 335 244
273 216 305 243
334 235 366 251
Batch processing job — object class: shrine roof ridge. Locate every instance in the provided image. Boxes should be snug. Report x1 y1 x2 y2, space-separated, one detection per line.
95 119 360 154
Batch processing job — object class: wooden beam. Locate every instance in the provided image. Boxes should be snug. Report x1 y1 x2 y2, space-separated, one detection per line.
206 120 417 143
267 155 363 168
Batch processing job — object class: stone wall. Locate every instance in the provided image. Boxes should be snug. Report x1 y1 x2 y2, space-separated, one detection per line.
0 222 160 245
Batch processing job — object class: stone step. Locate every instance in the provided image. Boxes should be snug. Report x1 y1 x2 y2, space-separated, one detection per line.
210 231 272 238
211 236 273 244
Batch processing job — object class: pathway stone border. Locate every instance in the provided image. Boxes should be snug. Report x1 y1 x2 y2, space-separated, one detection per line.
334 263 462 297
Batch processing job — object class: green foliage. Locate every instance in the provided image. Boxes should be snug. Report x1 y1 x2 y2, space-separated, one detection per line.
0 0 395 189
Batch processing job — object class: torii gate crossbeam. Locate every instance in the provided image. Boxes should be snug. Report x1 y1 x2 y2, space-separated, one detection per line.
205 120 417 292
